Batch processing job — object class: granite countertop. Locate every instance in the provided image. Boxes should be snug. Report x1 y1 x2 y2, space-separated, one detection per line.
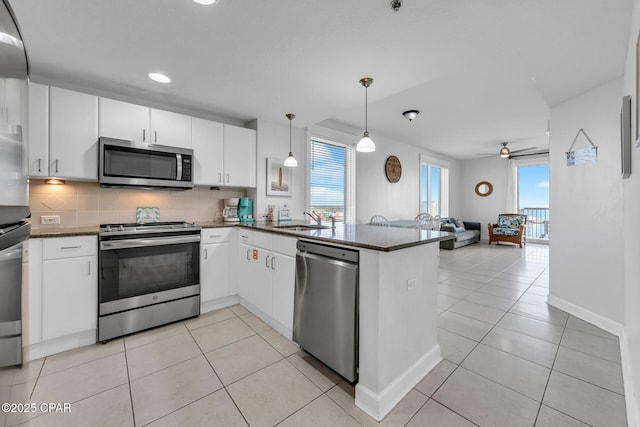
30 226 99 238
30 220 453 251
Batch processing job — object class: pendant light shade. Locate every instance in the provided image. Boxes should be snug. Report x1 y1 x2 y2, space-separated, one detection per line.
357 77 375 152
284 113 298 167
499 142 510 158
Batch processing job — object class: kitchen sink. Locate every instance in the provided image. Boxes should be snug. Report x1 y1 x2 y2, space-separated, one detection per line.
273 224 329 231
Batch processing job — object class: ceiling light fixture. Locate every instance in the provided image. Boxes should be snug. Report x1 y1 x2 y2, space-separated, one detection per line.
148 73 171 84
357 77 376 153
499 142 510 158
390 0 402 12
283 113 298 167
402 110 420 122
192 0 217 5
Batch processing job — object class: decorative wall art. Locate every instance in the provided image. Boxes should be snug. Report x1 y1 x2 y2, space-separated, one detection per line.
384 155 402 183
566 128 597 166
266 158 292 196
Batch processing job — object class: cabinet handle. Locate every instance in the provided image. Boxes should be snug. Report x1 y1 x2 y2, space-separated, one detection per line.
218 173 222 183
88 260 91 276
204 248 208 260
226 173 230 183
246 249 251 260
38 158 42 172
55 159 59 173
142 129 146 141
61 246 81 250
208 234 222 239
155 131 158 143
271 256 276 270
265 255 270 268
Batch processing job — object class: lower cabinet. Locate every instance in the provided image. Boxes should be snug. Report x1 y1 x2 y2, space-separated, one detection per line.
27 236 97 354
200 228 233 305
42 255 97 340
237 232 296 334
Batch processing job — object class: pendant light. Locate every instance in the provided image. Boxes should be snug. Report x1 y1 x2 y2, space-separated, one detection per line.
283 113 298 167
357 77 376 152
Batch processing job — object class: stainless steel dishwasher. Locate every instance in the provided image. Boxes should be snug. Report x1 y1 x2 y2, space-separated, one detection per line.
293 240 359 382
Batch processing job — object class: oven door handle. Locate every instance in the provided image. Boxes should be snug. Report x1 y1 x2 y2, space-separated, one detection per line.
100 235 200 250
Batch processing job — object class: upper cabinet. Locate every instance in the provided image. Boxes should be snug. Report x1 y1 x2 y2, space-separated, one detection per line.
192 119 256 188
192 117 224 185
98 98 191 148
28 84 99 180
223 124 256 187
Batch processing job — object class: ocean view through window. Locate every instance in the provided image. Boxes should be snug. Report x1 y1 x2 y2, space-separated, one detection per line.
308 138 353 223
518 163 550 241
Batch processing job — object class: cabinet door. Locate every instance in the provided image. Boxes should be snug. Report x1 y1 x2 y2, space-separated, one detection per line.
223 125 256 187
150 109 192 148
27 83 49 177
98 97 150 142
200 242 230 302
191 118 224 185
271 253 296 332
41 256 97 341
49 87 99 180
238 244 272 316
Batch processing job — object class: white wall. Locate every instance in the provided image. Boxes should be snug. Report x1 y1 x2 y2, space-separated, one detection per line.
622 0 640 422
458 156 509 239
548 79 625 328
355 133 460 224
248 119 306 221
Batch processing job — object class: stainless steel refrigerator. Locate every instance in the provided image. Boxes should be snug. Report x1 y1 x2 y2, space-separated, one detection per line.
0 0 30 368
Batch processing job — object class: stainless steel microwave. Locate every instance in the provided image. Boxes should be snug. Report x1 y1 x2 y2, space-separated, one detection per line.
99 137 193 190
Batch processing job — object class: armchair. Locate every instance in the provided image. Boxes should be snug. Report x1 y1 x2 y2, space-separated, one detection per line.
488 214 527 248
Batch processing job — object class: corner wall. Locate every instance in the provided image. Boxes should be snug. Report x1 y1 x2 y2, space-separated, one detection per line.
622 0 640 422
548 78 625 329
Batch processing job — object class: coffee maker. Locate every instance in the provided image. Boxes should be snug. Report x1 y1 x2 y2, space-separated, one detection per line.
238 197 253 223
222 198 239 222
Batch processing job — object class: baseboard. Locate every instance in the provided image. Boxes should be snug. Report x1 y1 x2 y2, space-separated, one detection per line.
24 329 96 362
547 295 639 426
201 295 240 314
355 345 441 421
546 295 624 336
619 331 640 427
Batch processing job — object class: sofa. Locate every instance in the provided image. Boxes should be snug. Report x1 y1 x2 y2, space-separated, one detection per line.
439 218 481 250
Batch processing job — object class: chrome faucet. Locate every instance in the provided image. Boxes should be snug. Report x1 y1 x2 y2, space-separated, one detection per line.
304 211 322 227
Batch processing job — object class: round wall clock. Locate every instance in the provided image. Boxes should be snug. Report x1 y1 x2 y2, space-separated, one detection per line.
385 156 402 183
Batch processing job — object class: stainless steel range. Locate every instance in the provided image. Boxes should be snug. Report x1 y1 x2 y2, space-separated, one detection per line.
98 222 201 342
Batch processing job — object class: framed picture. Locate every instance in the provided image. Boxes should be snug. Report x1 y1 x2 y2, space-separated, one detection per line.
266 158 292 196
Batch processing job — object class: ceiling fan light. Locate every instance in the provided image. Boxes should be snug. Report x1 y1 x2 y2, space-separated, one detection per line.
499 146 510 158
284 152 298 167
356 131 376 152
148 72 171 83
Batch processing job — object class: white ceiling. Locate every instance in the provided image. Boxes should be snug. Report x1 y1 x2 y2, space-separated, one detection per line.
9 0 634 159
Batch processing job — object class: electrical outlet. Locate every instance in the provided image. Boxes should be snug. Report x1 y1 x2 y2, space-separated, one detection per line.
41 215 60 225
407 278 417 291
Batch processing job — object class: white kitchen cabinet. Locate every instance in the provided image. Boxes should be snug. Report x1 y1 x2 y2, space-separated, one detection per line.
28 236 97 346
49 87 99 180
150 109 192 148
99 98 191 148
27 85 99 180
237 231 296 333
98 97 149 142
192 117 224 185
200 228 232 304
27 82 49 177
223 124 256 187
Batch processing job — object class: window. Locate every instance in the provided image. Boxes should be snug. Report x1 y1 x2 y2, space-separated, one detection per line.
419 155 449 218
517 162 549 241
307 137 355 224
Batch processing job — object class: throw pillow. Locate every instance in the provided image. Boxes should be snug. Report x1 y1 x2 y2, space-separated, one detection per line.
454 226 466 233
455 219 465 229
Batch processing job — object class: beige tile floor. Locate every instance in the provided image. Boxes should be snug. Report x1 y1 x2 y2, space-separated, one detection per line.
0 243 628 426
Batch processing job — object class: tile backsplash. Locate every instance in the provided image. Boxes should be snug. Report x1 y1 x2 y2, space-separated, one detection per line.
29 180 246 229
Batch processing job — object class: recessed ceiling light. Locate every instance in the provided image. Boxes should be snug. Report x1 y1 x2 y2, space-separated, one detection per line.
148 73 171 84
192 0 217 5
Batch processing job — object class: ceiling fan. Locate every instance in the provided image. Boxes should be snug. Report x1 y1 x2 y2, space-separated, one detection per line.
476 142 539 159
